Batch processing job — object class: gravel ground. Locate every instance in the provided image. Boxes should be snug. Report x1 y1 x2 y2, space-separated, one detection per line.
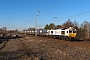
0 36 90 60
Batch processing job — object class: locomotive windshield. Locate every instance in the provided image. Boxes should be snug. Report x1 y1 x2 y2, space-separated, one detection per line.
73 29 76 33
69 30 72 33
69 29 76 33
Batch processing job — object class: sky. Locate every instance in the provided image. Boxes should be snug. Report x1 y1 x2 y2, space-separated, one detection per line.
0 0 90 30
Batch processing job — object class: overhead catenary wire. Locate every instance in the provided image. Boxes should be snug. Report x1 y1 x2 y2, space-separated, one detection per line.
42 0 61 11
45 0 60 9
46 0 67 13
41 0 65 15
38 0 90 29
38 0 61 26
58 11 90 19
42 0 89 19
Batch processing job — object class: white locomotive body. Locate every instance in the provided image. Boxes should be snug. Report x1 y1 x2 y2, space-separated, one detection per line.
47 27 77 40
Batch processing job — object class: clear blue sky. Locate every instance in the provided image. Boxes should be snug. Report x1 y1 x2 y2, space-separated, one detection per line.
0 0 90 30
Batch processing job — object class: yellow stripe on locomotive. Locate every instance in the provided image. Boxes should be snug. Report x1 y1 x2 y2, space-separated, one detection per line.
68 33 76 38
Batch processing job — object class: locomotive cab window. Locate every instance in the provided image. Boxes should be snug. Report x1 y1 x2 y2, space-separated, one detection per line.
61 31 65 35
67 31 68 33
51 31 53 34
73 30 76 33
48 31 50 33
69 30 72 33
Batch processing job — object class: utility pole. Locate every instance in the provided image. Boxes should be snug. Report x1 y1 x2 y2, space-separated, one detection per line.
35 10 40 36
53 17 58 29
25 20 28 35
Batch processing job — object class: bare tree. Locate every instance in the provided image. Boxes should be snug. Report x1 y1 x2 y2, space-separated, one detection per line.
80 21 89 40
2 27 7 33
62 18 73 28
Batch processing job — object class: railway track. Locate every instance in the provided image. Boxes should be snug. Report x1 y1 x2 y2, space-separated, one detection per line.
0 34 89 60
26 35 90 49
18 35 90 60
0 40 8 50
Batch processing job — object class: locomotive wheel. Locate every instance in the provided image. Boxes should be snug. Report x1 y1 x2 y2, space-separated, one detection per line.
69 38 74 42
65 37 69 41
53 36 56 39
59 36 61 40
